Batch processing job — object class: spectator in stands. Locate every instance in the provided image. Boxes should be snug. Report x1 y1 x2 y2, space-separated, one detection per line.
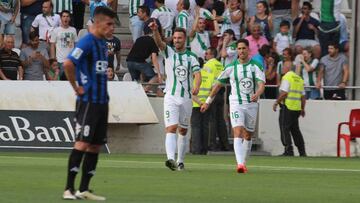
84 0 111 27
47 58 60 80
107 67 117 81
31 0 61 47
106 34 121 72
52 0 72 14
249 1 272 42
176 0 193 35
20 31 49 80
264 52 279 99
218 29 237 66
195 0 214 21
126 20 161 91
50 10 78 80
339 13 349 57
137 5 151 23
190 7 218 60
317 42 349 100
277 47 293 84
217 0 243 40
269 0 299 37
246 0 261 18
273 20 292 56
0 0 19 47
204 47 229 151
252 44 271 72
0 35 23 80
20 0 45 45
151 0 175 42
129 0 144 42
293 1 321 59
318 0 342 57
72 0 86 31
295 47 320 100
245 23 269 58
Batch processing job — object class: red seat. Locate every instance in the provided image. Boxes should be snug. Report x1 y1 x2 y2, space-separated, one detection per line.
337 109 360 157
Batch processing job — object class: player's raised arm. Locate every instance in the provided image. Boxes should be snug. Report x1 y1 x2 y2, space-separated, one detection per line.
149 19 166 51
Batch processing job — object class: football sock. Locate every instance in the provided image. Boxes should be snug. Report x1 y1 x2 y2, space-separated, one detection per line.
242 139 252 164
165 133 177 160
65 149 84 191
79 152 99 192
233 138 243 165
177 134 187 164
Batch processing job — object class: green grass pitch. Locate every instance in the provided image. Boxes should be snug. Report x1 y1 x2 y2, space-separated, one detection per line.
0 152 359 203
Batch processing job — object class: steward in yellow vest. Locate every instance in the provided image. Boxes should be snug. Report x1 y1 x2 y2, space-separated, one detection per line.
273 71 307 157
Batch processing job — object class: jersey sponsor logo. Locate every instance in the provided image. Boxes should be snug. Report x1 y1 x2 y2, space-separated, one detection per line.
239 78 254 94
96 60 108 74
175 65 188 82
71 47 83 60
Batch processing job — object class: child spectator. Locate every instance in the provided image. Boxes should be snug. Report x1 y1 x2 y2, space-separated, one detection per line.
47 58 60 80
273 20 292 56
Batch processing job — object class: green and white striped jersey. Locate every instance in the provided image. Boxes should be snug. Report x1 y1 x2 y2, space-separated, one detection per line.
320 0 341 22
176 10 193 33
162 45 200 99
300 59 319 87
52 0 72 13
151 6 175 38
217 59 265 105
199 8 213 20
129 0 144 17
221 41 238 67
190 31 210 59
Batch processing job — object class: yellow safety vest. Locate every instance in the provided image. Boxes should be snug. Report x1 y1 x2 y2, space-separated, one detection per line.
282 71 304 111
193 67 215 107
203 58 224 78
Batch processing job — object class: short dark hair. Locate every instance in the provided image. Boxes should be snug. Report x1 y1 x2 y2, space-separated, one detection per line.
303 1 313 10
143 18 162 35
29 31 39 41
208 47 218 58
183 0 190 10
236 39 249 47
174 27 187 37
223 29 237 40
258 45 271 57
328 42 339 50
138 5 150 17
155 0 164 4
49 58 58 65
280 20 290 28
43 0 53 8
94 6 116 19
60 10 71 17
195 0 206 7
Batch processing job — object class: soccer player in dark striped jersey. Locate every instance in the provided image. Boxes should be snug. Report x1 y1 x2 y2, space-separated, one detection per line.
201 39 265 174
62 6 116 201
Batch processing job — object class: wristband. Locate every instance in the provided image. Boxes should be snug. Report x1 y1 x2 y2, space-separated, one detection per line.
205 96 214 105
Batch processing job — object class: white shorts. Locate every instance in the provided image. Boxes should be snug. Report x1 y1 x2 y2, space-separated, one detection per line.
229 102 258 132
164 94 192 128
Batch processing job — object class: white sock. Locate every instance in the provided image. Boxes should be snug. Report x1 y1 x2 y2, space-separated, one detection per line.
233 138 243 165
177 134 187 164
165 133 177 160
242 139 252 165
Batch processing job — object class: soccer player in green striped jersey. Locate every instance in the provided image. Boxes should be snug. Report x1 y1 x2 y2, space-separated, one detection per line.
201 39 265 173
149 19 201 171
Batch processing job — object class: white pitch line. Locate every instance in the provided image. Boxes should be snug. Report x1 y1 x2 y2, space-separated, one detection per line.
0 155 360 172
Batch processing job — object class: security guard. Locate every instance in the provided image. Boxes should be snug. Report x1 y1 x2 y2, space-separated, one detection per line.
191 65 215 154
273 70 307 156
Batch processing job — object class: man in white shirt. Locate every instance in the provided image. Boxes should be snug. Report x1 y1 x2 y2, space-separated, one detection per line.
31 0 60 45
50 10 78 80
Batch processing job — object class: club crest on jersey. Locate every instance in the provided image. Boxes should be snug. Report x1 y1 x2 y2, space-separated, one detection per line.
96 60 108 74
175 65 188 82
71 47 83 59
239 78 254 94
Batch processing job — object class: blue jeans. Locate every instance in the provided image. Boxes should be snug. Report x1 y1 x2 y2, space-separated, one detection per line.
21 14 36 44
129 15 143 42
305 89 320 100
127 61 155 82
